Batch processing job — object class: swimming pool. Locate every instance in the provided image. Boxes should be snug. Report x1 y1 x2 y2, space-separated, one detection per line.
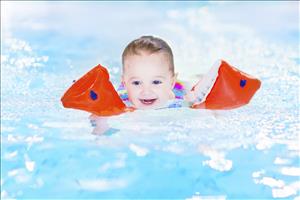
1 2 299 199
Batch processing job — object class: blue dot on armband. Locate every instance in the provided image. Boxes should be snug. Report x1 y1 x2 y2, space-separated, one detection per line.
240 79 247 88
90 90 98 100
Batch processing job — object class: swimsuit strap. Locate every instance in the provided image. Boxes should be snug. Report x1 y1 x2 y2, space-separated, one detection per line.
117 83 129 102
173 81 185 100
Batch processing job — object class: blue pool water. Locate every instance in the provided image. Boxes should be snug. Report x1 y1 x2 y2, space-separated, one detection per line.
1 2 299 199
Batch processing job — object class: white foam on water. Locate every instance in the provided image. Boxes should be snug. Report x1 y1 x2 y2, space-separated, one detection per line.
252 170 265 178
27 123 39 130
294 195 300 200
1 126 15 132
77 179 127 191
3 151 18 160
129 143 149 157
272 185 297 198
274 157 291 165
281 167 300 176
25 161 35 172
42 121 89 129
199 145 232 172
98 154 127 172
162 144 185 154
255 177 285 188
202 158 232 172
186 193 226 200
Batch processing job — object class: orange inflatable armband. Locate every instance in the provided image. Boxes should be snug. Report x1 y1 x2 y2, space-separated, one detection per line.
61 64 127 116
191 60 261 109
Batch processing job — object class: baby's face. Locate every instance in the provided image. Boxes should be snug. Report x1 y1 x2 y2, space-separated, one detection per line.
122 52 175 109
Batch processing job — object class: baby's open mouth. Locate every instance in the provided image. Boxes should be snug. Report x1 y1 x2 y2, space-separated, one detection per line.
139 98 157 105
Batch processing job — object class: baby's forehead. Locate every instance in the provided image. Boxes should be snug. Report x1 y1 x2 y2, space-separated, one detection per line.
125 51 169 61
123 52 171 69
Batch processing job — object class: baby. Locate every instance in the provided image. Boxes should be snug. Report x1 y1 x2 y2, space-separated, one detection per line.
120 35 197 109
90 35 201 134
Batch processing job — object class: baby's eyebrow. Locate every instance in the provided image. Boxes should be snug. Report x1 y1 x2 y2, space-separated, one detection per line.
129 77 140 81
129 76 166 80
154 76 166 80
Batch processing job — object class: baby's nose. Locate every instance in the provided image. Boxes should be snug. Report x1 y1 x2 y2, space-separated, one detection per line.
141 85 153 95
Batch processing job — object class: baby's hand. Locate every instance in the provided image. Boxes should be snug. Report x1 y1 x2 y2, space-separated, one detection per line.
182 74 204 103
89 114 98 127
89 114 110 135
184 90 197 102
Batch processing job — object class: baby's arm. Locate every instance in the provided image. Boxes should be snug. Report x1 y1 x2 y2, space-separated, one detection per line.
183 74 204 103
89 114 110 135
184 75 221 119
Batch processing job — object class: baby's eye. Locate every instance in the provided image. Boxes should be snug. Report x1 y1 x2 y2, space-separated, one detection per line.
152 80 162 85
132 81 141 86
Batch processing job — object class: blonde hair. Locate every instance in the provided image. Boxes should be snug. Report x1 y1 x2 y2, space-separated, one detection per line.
122 36 174 75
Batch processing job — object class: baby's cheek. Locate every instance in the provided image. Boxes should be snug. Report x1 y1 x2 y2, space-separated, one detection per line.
128 90 140 101
159 88 174 100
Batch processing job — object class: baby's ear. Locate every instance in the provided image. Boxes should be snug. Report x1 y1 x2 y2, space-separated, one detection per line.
121 75 126 87
172 73 178 88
